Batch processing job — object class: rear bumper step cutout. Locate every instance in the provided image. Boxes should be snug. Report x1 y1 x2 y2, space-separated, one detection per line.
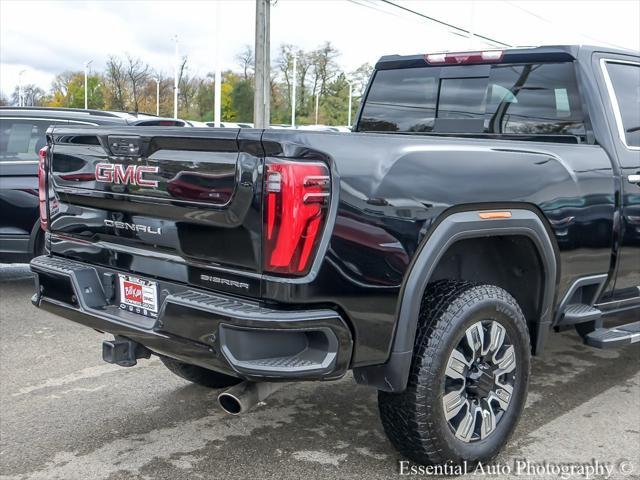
30 255 353 381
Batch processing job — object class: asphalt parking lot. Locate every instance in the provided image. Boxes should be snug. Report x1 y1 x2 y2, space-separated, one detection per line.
1 263 638 480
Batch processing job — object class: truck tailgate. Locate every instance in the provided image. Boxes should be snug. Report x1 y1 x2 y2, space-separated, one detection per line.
46 126 264 294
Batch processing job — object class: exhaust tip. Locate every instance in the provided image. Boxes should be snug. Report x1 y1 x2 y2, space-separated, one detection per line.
218 392 243 415
217 381 284 415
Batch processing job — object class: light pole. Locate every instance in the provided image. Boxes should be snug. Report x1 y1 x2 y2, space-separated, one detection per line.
84 60 93 110
315 91 320 125
291 56 297 127
172 35 179 119
253 0 270 128
214 1 222 127
347 80 353 127
153 78 160 116
18 69 26 107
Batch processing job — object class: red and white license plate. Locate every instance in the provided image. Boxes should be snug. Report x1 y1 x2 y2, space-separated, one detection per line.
118 274 158 317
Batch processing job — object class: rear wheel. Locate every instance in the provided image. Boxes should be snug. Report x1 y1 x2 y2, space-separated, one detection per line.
160 356 241 389
378 281 530 466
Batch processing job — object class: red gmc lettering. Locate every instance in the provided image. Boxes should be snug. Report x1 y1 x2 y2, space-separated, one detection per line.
114 164 136 185
95 163 114 182
94 163 159 187
135 166 160 187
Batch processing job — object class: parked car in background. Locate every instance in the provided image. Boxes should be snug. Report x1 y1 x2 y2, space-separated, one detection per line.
205 121 255 128
0 107 184 263
296 124 349 132
205 121 241 128
185 120 210 128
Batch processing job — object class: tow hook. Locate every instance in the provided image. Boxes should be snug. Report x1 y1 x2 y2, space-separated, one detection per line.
102 336 151 367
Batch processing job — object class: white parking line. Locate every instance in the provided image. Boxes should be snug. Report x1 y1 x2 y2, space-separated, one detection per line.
12 359 158 397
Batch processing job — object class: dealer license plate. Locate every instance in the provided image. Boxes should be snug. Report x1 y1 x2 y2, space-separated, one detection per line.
118 274 158 318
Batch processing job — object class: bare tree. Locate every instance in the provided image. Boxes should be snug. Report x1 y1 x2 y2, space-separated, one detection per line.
126 55 150 113
310 42 340 97
176 56 192 116
105 56 128 111
235 45 254 80
294 49 312 115
50 71 76 106
11 84 45 106
178 56 188 86
350 63 374 97
275 44 295 101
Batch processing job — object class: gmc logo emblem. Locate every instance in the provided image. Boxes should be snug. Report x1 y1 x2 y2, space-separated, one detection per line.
95 163 159 187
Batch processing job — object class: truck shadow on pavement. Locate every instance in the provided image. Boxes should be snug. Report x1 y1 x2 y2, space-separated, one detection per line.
1 265 639 480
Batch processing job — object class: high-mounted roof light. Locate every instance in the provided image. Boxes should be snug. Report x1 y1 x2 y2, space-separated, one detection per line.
425 50 504 65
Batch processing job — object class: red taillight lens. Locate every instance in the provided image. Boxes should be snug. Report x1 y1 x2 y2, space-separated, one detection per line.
263 159 330 276
425 50 504 65
38 146 48 231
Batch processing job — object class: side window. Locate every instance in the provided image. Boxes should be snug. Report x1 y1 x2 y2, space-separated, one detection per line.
485 63 586 137
359 68 438 132
0 119 61 162
604 61 640 148
359 62 586 140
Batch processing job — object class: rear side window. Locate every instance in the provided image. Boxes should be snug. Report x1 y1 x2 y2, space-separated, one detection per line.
0 119 59 162
359 62 586 140
603 61 640 148
363 68 438 132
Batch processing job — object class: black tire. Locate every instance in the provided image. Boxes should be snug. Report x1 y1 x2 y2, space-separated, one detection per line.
160 356 242 389
378 280 531 466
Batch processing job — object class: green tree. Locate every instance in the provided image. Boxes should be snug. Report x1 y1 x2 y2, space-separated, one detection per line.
17 42 375 127
322 73 351 125
231 79 254 123
195 74 215 121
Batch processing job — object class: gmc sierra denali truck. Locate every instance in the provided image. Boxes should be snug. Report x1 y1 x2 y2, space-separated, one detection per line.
30 45 639 466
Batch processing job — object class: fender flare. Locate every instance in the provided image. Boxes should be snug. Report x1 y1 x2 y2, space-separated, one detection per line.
353 208 558 392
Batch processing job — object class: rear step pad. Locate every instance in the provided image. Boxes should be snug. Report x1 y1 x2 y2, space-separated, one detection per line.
584 321 640 349
562 304 603 325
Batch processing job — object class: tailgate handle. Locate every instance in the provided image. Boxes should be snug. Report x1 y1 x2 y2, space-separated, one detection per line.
108 136 142 157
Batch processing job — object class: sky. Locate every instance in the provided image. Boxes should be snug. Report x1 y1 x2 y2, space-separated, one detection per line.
1 0 639 98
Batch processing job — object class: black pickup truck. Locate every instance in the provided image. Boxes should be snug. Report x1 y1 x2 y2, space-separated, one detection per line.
31 45 639 466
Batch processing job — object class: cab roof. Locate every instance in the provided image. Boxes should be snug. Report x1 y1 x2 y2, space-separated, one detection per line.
376 45 639 70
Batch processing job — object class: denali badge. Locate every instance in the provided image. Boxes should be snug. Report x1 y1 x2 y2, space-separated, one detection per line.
104 219 161 235
95 163 159 187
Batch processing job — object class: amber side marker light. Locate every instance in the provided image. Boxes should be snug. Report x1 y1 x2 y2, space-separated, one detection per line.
478 211 512 219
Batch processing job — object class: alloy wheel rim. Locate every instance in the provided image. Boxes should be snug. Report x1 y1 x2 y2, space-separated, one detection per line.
442 320 516 443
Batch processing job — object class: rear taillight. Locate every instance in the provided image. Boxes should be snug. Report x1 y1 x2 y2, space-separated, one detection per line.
263 159 330 276
425 50 504 65
38 146 48 231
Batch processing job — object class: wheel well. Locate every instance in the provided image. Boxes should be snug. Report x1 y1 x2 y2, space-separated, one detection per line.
429 235 544 351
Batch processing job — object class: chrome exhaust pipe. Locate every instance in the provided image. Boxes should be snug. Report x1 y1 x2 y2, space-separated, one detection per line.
217 381 284 415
